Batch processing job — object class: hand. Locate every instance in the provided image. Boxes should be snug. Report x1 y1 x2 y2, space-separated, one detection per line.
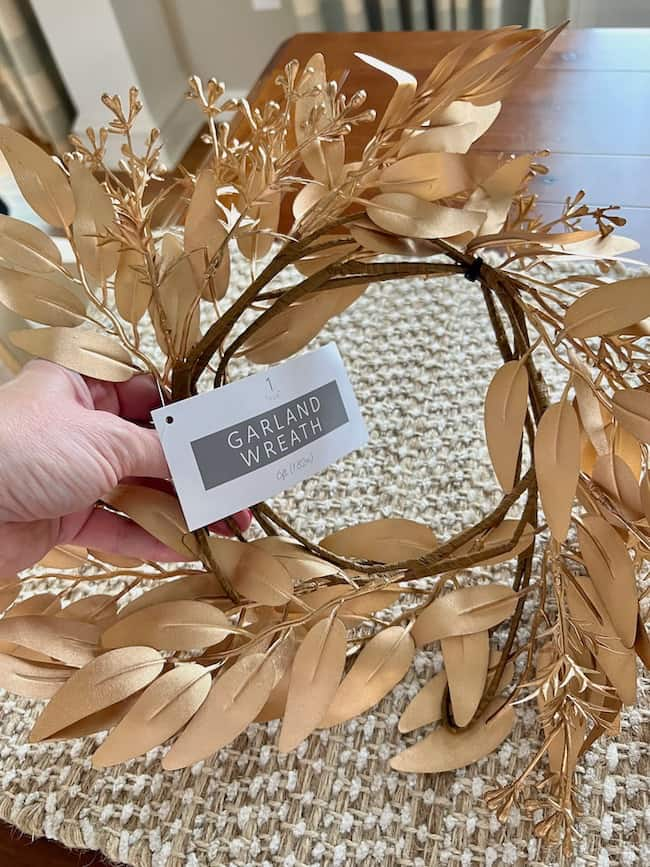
0 360 251 574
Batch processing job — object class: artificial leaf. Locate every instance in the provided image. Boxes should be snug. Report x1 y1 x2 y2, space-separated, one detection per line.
577 514 637 648
565 577 637 705
208 538 293 605
379 153 475 201
0 214 62 270
534 399 580 542
441 630 490 727
348 218 439 257
92 663 211 767
0 653 71 699
38 545 89 570
412 584 517 647
102 485 198 559
564 276 650 338
9 326 135 382
119 573 223 617
355 53 416 133
279 616 347 752
28 646 164 742
367 192 484 239
0 270 86 327
151 234 201 357
59 595 117 626
293 585 400 624
294 53 345 183
163 652 276 768
0 581 19 614
114 249 151 324
68 161 119 282
45 696 138 741
237 187 281 261
0 125 74 226
454 519 535 567
101 600 235 651
536 644 587 776
611 388 650 443
184 168 230 297
88 549 142 569
484 360 529 491
0 615 98 667
591 453 642 521
320 518 438 563
320 626 414 727
391 700 515 772
256 667 291 722
398 101 500 157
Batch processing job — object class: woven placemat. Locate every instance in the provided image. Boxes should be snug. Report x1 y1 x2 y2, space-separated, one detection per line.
0 254 648 867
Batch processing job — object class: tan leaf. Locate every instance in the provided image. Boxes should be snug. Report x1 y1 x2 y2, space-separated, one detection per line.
564 276 650 338
293 235 359 277
536 644 587 775
412 584 517 647
38 545 89 570
237 189 281 261
565 577 637 704
101 600 235 651
9 326 135 382
119 573 223 618
0 615 98 667
591 453 642 521
398 101 501 156
454 519 535 567
320 518 438 563
0 593 61 662
114 249 151 324
184 169 230 298
87 549 142 569
0 214 62 271
279 616 347 752
44 696 138 741
534 399 580 542
570 353 610 456
441 630 490 727
348 219 439 257
59 595 117 626
92 663 212 767
611 388 650 443
577 515 637 648
0 125 74 227
367 192 484 240
69 161 119 282
208 538 293 605
634 611 650 668
163 652 276 768
292 585 400 624
28 646 164 742
102 485 198 559
320 626 414 727
0 270 86 327
151 234 201 357
379 153 475 201
391 700 515 772
355 53 416 133
484 360 529 492
294 54 345 183
613 424 642 480
0 653 71 699
0 581 19 615
256 667 291 722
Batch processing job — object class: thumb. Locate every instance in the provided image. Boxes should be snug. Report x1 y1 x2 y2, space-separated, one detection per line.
102 416 170 480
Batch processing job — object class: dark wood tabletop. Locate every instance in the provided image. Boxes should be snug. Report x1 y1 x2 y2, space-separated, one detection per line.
2 25 649 867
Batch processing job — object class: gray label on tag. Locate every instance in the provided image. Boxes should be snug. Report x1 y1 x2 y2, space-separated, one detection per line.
190 379 349 490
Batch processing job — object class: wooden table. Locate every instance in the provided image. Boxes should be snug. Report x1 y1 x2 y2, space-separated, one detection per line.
2 25 649 867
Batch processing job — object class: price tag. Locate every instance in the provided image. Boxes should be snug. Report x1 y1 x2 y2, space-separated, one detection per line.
152 343 368 531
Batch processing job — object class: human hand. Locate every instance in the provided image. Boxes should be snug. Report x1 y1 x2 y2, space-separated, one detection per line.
0 360 251 573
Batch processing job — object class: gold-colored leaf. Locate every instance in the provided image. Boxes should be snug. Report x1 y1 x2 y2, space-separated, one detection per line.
355 53 416 133
92 663 212 767
292 585 400 624
151 234 201 358
0 214 62 271
101 600 235 651
398 101 501 156
87 549 142 569
484 360 529 492
114 249 151 324
102 485 198 559
611 388 650 444
59 595 117 626
412 584 517 647
0 581 19 615
348 218 438 257
28 646 164 742
162 652 276 769
0 615 98 667
294 53 345 183
0 653 71 699
69 161 119 282
570 353 610 456
379 153 475 201
320 626 414 727
391 699 515 772
208 538 293 605
184 168 230 298
237 189 281 261
577 514 637 648
454 519 535 567
320 518 438 563
534 399 580 542
38 545 89 570
0 125 74 227
9 326 135 382
279 616 347 752
45 696 138 741
367 192 484 240
591 453 642 521
119 573 223 618
565 577 637 704
441 630 490 727
565 276 650 338
536 644 587 775
0 270 86 327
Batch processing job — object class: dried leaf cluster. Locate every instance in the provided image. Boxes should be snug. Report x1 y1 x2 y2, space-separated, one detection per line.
0 25 647 854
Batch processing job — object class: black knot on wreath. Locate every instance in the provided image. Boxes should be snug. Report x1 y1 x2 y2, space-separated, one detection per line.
464 256 484 282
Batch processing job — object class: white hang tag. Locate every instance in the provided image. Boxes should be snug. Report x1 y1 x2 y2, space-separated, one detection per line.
152 343 368 531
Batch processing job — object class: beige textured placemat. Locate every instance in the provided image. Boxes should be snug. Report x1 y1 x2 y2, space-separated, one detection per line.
0 254 648 867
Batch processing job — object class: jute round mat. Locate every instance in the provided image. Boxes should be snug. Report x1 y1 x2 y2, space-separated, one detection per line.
1 254 648 867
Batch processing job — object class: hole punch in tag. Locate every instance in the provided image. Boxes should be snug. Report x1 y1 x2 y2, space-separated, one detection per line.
151 343 368 531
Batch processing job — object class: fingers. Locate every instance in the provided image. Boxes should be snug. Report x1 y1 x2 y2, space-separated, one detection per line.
69 508 191 562
103 417 170 480
85 374 163 421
